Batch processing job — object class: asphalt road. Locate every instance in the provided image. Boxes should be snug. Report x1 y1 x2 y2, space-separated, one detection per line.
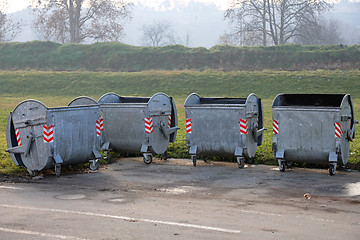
0 157 359 240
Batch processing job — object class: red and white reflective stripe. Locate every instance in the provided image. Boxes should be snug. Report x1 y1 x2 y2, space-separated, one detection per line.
186 118 192 133
96 120 101 136
99 117 104 131
273 120 279 134
335 122 343 138
43 125 54 143
145 118 153 133
240 119 248 135
168 115 171 128
15 128 22 146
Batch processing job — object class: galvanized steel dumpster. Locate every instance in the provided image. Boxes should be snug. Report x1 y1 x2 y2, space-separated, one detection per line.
98 92 179 164
184 93 265 167
272 94 357 175
6 97 102 176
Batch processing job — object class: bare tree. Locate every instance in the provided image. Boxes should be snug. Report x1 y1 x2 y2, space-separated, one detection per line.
217 32 236 45
141 20 176 47
0 2 21 41
295 18 343 45
225 0 330 46
31 0 133 43
184 31 191 47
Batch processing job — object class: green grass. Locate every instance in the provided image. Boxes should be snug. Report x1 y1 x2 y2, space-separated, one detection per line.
0 41 359 71
1 70 359 174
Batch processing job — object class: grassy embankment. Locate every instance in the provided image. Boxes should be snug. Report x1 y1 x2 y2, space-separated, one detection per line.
0 41 359 71
0 70 359 174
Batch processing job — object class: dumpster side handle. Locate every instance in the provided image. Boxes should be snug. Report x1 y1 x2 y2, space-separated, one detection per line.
7 132 35 157
347 120 358 141
160 121 180 138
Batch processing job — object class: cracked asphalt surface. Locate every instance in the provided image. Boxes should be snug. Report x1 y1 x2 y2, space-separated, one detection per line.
0 157 359 239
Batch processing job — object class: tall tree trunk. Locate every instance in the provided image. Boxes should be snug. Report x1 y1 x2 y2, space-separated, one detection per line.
279 1 285 45
69 0 76 42
74 0 82 42
262 0 267 46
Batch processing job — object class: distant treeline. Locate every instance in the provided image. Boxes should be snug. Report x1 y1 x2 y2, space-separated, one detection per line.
0 41 359 71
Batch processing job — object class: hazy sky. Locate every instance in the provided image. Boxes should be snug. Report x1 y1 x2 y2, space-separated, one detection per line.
5 0 230 13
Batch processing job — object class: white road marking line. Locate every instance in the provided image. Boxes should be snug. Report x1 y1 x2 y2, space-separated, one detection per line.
239 209 283 217
0 186 24 190
0 204 241 234
311 218 335 223
0 227 88 240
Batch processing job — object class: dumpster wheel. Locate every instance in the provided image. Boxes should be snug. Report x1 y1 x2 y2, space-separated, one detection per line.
236 157 245 169
27 169 36 177
89 160 99 171
143 154 153 164
161 151 168 160
55 164 61 178
278 160 286 172
192 155 197 166
329 163 337 176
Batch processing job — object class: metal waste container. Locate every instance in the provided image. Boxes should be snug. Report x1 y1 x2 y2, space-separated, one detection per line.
184 93 265 167
272 94 357 175
6 97 102 176
98 92 179 164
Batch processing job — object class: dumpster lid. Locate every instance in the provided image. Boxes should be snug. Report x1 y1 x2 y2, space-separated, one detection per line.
68 96 98 107
98 92 150 104
185 93 248 106
272 94 347 108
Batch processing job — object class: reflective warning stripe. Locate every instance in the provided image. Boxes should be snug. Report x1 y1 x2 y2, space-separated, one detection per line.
43 125 54 143
186 118 192 133
335 122 343 138
96 120 101 136
99 117 104 131
145 118 153 133
273 120 279 134
240 119 248 135
168 115 171 128
15 128 22 146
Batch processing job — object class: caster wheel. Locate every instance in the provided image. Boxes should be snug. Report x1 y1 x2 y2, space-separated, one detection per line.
105 151 111 161
89 160 99 171
329 164 336 176
238 160 244 169
192 156 197 166
237 157 244 169
246 158 254 164
143 154 153 164
279 161 286 172
55 164 61 178
27 169 36 177
162 151 168 160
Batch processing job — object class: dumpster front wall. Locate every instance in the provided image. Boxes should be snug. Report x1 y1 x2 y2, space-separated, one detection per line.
273 108 338 163
101 105 147 153
186 106 248 157
48 106 100 165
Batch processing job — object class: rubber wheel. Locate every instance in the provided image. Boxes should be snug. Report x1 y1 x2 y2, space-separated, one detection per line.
143 155 153 164
55 164 61 178
106 151 111 161
329 164 336 176
89 160 99 171
238 160 244 169
192 156 197 166
162 151 168 160
279 161 286 172
27 169 36 177
246 158 253 164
